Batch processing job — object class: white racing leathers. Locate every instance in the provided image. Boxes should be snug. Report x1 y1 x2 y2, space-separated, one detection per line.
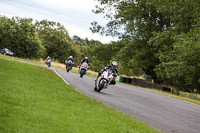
94 69 114 92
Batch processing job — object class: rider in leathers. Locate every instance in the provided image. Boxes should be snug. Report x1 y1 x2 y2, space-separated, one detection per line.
96 61 118 85
65 56 74 69
46 56 51 67
79 57 90 69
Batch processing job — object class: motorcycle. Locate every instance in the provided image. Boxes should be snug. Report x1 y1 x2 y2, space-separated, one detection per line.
79 62 89 78
65 60 73 72
94 69 114 92
46 59 51 67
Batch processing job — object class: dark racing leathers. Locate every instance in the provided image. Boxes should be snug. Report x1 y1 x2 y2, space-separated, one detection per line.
96 65 118 85
66 57 74 65
65 58 74 69
80 59 89 65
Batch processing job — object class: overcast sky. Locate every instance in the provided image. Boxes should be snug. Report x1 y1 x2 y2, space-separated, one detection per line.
0 0 117 43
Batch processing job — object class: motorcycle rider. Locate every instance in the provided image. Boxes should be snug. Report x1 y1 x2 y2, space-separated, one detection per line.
95 61 118 85
46 56 51 67
65 56 74 69
79 57 90 69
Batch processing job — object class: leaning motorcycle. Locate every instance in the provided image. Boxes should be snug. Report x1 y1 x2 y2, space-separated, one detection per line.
65 60 73 72
46 59 51 67
94 69 114 92
79 62 89 78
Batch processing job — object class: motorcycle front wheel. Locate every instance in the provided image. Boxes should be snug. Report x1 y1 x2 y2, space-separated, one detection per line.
97 80 106 92
80 69 86 78
66 66 70 72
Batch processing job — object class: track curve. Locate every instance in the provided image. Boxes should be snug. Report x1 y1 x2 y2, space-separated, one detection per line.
55 68 200 133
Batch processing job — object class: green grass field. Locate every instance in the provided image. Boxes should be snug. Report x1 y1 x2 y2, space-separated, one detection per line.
0 57 160 133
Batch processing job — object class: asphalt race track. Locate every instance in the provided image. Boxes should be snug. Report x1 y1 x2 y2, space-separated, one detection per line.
55 68 200 133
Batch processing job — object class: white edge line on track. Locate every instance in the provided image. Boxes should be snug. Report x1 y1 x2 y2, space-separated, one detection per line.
52 68 69 85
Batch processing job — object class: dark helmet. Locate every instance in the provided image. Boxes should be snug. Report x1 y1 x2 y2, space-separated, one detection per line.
111 61 117 69
85 57 88 60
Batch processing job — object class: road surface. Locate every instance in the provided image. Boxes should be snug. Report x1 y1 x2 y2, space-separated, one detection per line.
55 68 200 133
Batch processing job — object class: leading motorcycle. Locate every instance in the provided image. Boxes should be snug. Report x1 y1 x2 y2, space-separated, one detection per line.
79 62 89 78
94 69 114 92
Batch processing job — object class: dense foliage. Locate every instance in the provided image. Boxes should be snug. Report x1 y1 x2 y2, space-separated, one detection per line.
0 16 42 58
90 0 200 92
0 16 81 65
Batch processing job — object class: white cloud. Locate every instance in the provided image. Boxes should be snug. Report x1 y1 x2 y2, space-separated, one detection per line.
68 26 117 43
0 0 117 43
27 0 98 13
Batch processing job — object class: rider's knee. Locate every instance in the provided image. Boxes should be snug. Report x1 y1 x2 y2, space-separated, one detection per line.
110 80 116 85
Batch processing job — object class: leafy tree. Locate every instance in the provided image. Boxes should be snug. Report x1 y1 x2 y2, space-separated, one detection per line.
72 35 87 46
149 0 200 91
0 16 14 48
35 20 81 64
91 0 200 92
91 0 170 77
155 26 200 92
0 16 43 58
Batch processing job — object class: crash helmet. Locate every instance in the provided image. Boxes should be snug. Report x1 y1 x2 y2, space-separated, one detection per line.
69 56 73 59
85 57 88 60
111 61 117 69
47 56 50 59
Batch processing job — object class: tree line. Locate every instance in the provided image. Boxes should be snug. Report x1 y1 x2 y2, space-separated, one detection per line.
0 16 82 65
89 0 200 93
1 0 200 93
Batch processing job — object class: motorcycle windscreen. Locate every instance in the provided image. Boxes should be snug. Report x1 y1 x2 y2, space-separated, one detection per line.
82 62 88 69
106 69 113 77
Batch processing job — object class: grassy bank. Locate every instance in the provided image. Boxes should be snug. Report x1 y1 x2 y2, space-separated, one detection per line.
0 54 98 78
0 57 159 133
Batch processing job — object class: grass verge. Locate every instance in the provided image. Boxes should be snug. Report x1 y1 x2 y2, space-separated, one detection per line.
0 57 160 133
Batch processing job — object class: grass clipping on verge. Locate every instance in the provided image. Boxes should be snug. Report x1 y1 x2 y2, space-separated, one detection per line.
0 58 160 133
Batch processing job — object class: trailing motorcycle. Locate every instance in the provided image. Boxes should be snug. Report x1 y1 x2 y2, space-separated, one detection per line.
79 62 89 78
94 69 114 92
46 59 51 67
65 60 73 72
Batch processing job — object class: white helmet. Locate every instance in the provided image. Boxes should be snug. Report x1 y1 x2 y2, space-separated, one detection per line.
85 57 88 60
111 61 117 68
69 56 73 59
